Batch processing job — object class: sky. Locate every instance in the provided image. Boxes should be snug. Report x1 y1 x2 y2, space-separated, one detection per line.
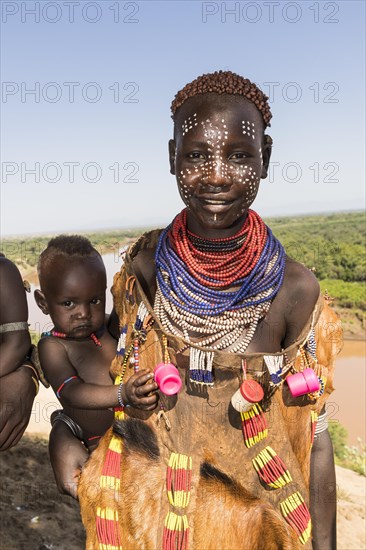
1 0 365 236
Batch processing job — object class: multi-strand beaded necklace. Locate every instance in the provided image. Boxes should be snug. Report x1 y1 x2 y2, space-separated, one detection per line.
154 208 286 354
153 211 314 547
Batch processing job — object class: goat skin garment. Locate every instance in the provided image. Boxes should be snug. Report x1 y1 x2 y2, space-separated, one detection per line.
79 230 342 550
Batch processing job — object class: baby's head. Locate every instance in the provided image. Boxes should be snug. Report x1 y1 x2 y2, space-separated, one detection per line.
35 235 106 338
169 71 273 237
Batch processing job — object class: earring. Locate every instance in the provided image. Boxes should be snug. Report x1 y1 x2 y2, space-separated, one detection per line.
264 134 273 146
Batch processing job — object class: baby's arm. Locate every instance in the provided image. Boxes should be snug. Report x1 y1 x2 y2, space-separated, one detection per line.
38 338 159 410
49 418 88 499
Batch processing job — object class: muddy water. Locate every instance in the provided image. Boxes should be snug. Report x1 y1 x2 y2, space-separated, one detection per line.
26 254 365 445
332 340 366 445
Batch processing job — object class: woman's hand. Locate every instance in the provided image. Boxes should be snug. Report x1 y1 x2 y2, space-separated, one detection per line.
0 366 37 451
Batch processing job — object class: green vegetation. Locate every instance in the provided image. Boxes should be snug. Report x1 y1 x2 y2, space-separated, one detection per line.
3 211 364 284
1 228 147 271
319 279 366 311
265 212 365 335
1 211 365 328
328 421 366 476
267 211 365 283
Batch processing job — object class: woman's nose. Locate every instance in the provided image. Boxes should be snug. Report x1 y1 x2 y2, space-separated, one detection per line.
202 160 231 187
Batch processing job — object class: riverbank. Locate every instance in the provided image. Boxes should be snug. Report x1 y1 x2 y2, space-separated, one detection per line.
333 305 365 341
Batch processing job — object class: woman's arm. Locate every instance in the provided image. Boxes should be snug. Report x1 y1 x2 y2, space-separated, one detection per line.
283 261 336 547
310 427 337 550
0 258 36 450
0 258 31 377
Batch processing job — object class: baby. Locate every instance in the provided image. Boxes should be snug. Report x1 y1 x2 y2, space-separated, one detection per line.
35 235 158 451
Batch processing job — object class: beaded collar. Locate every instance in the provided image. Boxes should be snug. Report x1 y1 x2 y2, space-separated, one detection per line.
154 209 285 353
42 327 103 347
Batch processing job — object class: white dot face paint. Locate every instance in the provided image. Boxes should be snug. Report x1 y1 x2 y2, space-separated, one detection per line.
182 113 198 136
174 98 265 237
242 120 256 140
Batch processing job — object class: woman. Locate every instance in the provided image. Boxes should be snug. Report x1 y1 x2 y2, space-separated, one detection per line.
0 255 38 450
63 71 340 549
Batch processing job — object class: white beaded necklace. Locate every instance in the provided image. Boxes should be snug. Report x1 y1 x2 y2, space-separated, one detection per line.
154 253 278 353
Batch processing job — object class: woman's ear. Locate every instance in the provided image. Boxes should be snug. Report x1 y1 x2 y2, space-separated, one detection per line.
261 134 272 179
169 139 176 175
34 289 49 315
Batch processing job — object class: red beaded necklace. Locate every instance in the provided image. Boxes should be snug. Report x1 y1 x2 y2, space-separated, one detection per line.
43 329 102 347
169 209 267 288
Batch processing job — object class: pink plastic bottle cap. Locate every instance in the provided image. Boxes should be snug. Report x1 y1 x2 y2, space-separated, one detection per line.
302 368 321 393
154 363 182 396
286 368 320 397
239 379 264 403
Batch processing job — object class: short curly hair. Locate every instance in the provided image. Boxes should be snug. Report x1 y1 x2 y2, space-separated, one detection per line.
38 235 102 289
171 70 272 127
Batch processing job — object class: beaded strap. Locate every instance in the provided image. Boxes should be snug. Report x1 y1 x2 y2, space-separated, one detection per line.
163 452 192 550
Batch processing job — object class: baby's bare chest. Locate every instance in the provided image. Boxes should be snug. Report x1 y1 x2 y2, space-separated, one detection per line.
66 338 115 385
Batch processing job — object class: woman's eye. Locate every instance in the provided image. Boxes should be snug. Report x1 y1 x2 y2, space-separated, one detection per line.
188 152 205 160
229 153 248 160
91 298 102 305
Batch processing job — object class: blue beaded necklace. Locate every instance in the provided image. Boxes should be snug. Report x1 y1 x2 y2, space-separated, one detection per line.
155 214 286 317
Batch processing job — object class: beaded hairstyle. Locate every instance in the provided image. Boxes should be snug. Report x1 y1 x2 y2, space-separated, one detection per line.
170 70 272 128
37 235 102 289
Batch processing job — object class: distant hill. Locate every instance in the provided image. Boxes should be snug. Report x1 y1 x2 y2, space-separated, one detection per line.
2 211 365 339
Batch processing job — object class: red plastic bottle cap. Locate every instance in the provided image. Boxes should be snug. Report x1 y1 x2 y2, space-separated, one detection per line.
239 379 264 403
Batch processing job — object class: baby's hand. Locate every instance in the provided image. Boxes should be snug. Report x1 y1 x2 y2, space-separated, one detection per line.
123 369 159 410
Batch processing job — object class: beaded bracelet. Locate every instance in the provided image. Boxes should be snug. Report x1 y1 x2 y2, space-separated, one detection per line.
56 375 79 398
117 380 125 408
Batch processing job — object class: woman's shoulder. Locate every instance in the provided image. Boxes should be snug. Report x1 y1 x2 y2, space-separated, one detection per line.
284 255 320 299
0 256 24 285
127 228 163 260
112 228 163 310
276 256 320 348
0 257 28 325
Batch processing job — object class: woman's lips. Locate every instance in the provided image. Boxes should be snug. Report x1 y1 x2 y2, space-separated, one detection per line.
197 197 235 211
201 199 229 205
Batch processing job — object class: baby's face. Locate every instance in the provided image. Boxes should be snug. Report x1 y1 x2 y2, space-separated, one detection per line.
170 94 268 238
42 256 106 338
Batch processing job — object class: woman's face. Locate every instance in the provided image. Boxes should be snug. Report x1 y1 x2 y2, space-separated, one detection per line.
169 94 271 238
